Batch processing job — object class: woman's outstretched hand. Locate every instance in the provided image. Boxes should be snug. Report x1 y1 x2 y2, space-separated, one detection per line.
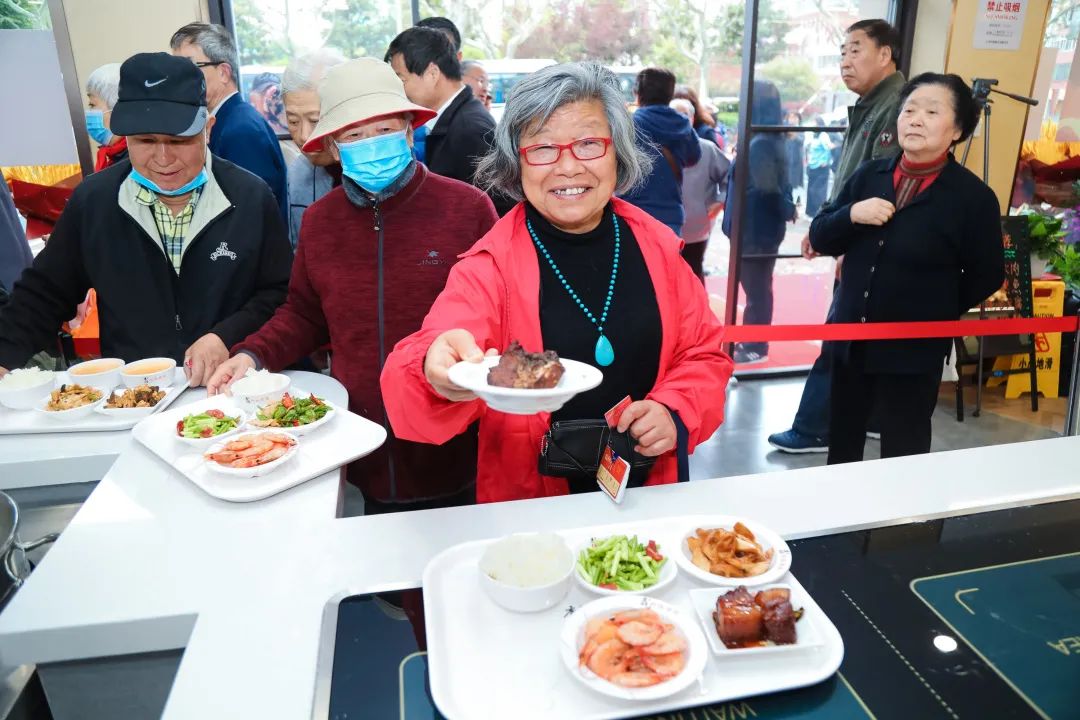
424 329 497 402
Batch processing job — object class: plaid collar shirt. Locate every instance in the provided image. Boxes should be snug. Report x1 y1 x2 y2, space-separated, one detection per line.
134 186 202 274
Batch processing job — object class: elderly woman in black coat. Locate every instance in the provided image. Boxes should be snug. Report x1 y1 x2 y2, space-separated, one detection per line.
809 73 1004 463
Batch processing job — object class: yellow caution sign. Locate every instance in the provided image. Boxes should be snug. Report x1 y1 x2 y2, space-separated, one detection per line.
988 280 1065 399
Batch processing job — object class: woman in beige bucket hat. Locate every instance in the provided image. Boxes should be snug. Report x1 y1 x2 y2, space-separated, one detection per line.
207 57 499 513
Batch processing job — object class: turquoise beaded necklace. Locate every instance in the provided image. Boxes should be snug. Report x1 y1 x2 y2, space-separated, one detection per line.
526 213 619 367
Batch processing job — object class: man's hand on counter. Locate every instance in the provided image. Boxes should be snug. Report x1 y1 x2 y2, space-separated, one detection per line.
0 367 7 379
184 333 229 388
206 353 256 396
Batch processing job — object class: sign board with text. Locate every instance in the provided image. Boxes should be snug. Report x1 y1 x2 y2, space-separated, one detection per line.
973 1 1028 51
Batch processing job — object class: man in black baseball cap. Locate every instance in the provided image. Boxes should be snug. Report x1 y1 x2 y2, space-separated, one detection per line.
0 52 292 387
110 52 210 138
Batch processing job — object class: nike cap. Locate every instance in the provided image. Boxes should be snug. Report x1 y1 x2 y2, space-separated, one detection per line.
110 52 209 137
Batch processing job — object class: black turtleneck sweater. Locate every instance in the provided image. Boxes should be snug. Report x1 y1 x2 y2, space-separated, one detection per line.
526 202 662 423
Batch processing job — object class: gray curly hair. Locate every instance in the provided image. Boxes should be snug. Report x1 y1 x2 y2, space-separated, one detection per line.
475 62 652 201
86 63 122 109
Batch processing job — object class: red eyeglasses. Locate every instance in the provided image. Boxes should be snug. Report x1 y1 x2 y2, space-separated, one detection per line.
519 137 613 166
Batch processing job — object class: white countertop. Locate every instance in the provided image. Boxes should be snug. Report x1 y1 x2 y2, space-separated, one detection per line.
0 371 344 490
1 394 1078 718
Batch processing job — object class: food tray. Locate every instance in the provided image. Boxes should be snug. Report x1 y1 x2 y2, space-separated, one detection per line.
132 394 386 502
0 368 188 435
422 516 843 720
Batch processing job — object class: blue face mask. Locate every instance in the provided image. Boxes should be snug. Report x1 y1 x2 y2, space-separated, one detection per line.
85 109 113 146
336 129 412 193
129 166 209 197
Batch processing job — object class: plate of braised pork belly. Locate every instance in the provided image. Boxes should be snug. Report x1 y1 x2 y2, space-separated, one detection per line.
688 584 825 657
447 340 603 415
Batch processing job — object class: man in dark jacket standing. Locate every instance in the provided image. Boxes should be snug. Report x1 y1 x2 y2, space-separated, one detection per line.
0 53 291 386
768 19 906 454
171 23 289 225
620 67 701 235
385 28 495 191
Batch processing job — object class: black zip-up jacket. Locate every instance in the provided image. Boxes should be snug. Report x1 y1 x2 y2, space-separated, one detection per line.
425 84 494 188
810 155 1004 374
0 156 292 369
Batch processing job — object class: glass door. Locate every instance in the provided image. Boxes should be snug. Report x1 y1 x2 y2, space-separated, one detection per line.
719 0 901 373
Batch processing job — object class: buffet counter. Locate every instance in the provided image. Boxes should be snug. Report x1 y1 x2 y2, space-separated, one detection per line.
0 400 1078 718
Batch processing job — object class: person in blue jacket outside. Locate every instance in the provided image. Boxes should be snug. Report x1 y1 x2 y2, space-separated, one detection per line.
722 80 797 365
171 23 288 225
620 68 701 236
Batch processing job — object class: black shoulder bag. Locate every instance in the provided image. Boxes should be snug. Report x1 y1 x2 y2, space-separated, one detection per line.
538 419 657 483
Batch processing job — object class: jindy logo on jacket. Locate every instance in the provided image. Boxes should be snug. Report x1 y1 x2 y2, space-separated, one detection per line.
418 249 445 266
210 242 237 261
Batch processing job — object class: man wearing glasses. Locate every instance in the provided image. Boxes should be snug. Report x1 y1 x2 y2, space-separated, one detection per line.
171 22 288 225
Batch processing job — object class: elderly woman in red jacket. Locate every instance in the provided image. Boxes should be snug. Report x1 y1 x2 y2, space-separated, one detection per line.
381 62 733 504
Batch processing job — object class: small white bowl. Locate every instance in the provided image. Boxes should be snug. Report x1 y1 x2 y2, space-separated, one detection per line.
573 536 678 596
121 358 177 389
229 373 292 414
67 358 124 392
478 533 574 613
35 391 106 421
203 430 299 478
174 408 245 447
0 371 56 410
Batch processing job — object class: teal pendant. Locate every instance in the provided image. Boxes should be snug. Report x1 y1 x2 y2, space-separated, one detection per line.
594 334 615 367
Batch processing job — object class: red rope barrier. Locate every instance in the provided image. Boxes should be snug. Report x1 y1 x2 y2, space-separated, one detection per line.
721 316 1079 343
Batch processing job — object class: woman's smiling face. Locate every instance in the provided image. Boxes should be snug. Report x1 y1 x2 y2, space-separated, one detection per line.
518 100 617 234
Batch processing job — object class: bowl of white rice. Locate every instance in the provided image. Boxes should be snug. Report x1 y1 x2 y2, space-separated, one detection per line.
478 532 574 613
228 369 291 414
0 368 57 410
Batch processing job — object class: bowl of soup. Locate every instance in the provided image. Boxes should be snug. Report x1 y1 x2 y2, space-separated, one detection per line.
121 357 177 388
67 358 124 392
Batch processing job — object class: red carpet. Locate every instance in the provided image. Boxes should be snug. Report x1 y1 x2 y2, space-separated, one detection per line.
706 270 834 370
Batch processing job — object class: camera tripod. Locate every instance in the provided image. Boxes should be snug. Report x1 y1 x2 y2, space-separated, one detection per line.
960 78 1039 417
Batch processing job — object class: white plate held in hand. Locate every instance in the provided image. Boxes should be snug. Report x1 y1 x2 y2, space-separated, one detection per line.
446 355 603 415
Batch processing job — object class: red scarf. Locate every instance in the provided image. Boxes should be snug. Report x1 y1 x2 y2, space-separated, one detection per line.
893 153 948 209
94 137 128 172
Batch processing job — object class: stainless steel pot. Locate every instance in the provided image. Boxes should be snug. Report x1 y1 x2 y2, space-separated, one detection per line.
1 491 59 607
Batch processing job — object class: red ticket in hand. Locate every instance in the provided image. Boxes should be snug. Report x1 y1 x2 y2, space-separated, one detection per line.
604 395 633 427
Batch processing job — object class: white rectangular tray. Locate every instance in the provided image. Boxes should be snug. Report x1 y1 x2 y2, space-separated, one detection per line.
131 392 386 502
0 368 189 435
423 517 844 720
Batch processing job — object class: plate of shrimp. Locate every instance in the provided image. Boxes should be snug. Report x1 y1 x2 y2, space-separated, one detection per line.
560 596 707 701
203 431 299 478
